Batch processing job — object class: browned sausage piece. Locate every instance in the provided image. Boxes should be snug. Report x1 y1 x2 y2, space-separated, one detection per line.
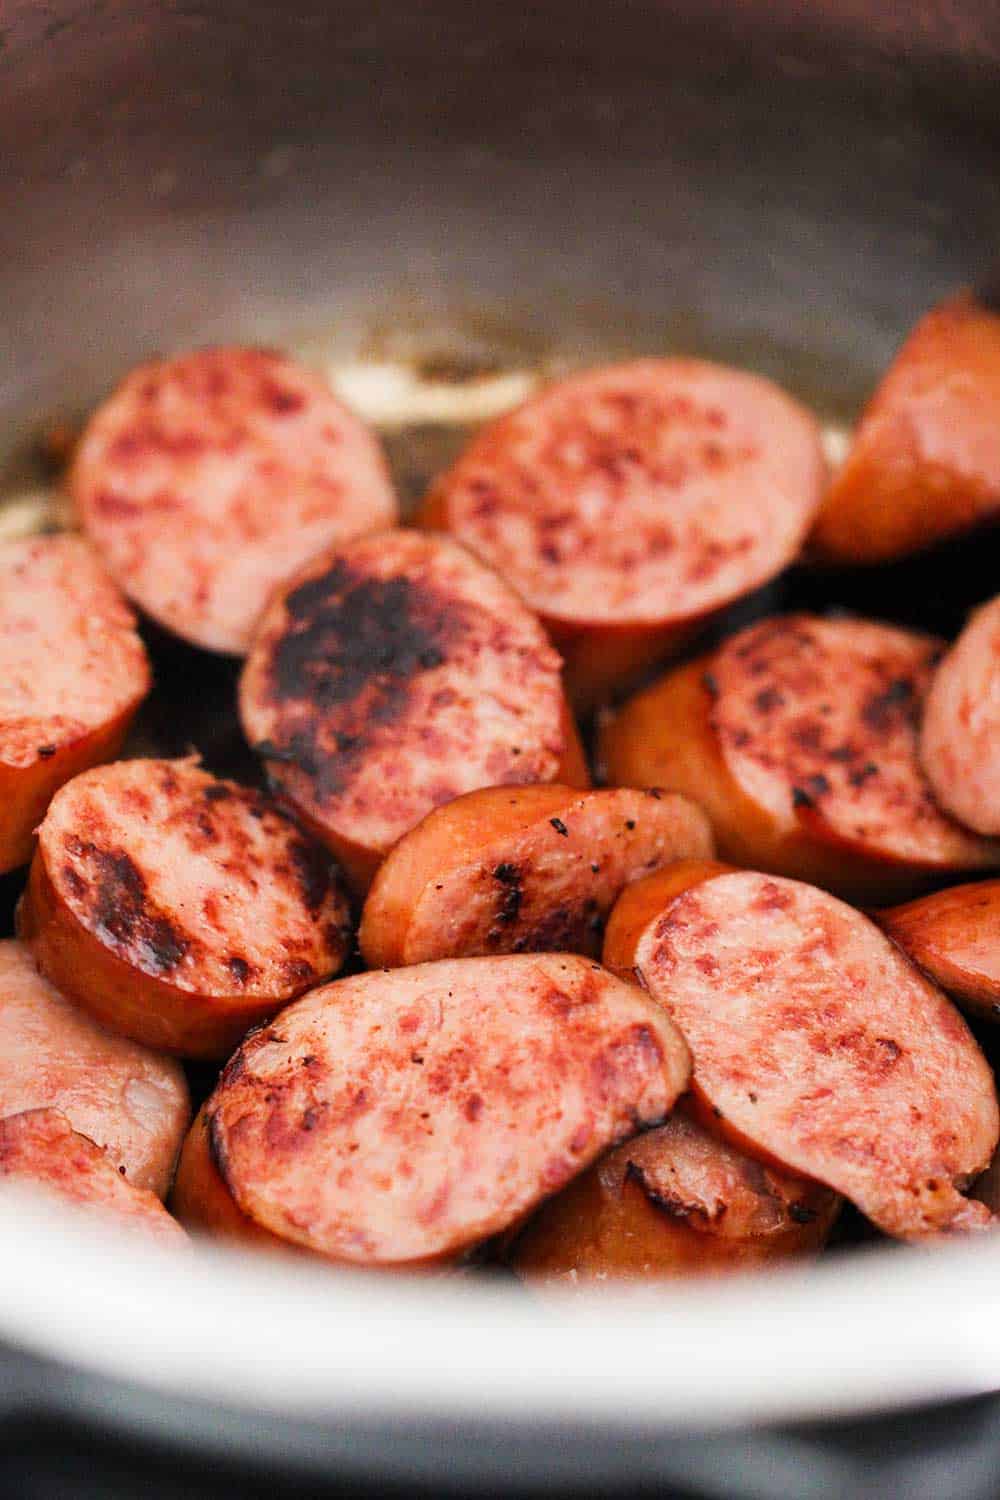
0 1109 186 1245
921 594 1000 836
239 529 589 895
509 1109 840 1286
19 759 351 1058
877 880 1000 1020
0 941 189 1197
601 613 1000 901
604 867 999 1240
812 293 1000 564
359 785 713 967
71 347 398 654
419 359 826 710
172 954 690 1266
0 536 151 874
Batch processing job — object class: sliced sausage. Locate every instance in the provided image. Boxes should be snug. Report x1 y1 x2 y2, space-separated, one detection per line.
19 758 351 1058
604 865 999 1240
71 347 398 654
0 536 150 874
0 941 189 1196
878 879 1000 1020
172 954 690 1266
359 784 713 968
239 529 589 895
600 613 1000 901
0 1108 186 1245
921 594 1000 835
419 359 827 710
812 292 1000 564
509 1108 840 1286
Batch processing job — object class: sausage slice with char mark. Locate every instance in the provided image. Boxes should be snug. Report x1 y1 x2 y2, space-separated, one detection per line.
921 593 1000 836
812 292 1000 564
0 941 189 1197
172 954 690 1266
359 784 713 967
71 347 398 653
0 536 151 874
239 529 588 895
19 759 351 1058
509 1107 840 1286
420 359 826 710
878 879 1000 1020
0 1109 186 1245
601 613 1000 901
604 865 998 1240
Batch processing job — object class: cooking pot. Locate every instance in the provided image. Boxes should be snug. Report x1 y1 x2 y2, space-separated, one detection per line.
3 2 1000 1492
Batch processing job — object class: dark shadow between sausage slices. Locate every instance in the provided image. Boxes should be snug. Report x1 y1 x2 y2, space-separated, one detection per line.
19 758 351 1059
239 529 589 896
171 954 690 1267
604 864 999 1241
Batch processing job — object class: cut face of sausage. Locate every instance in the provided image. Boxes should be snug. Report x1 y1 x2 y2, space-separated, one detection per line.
0 942 189 1196
711 614 999 872
359 785 714 967
812 293 1000 564
0 536 151 873
878 880 1000 1020
421 359 826 709
197 954 690 1266
239 530 587 893
509 1109 840 1285
0 1109 186 1245
614 869 998 1239
921 594 1000 836
71 347 398 653
20 759 351 1058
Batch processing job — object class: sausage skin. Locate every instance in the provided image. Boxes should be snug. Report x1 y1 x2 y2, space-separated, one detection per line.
0 1109 186 1245
921 593 1000 836
0 536 151 873
877 880 1000 1020
600 614 1000 901
172 955 690 1266
0 941 189 1197
239 530 588 895
604 866 998 1240
812 293 1000 564
71 347 398 654
509 1108 840 1285
420 359 827 711
358 784 713 968
19 759 351 1058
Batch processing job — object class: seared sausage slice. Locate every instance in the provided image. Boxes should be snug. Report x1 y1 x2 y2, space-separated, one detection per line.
921 594 1000 835
0 941 189 1197
0 1109 186 1245
604 866 998 1240
878 880 1000 1020
71 347 397 654
509 1108 840 1286
359 785 713 967
19 759 351 1058
601 613 1000 901
172 954 690 1266
812 292 1000 564
419 359 826 710
0 536 150 873
239 530 588 894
